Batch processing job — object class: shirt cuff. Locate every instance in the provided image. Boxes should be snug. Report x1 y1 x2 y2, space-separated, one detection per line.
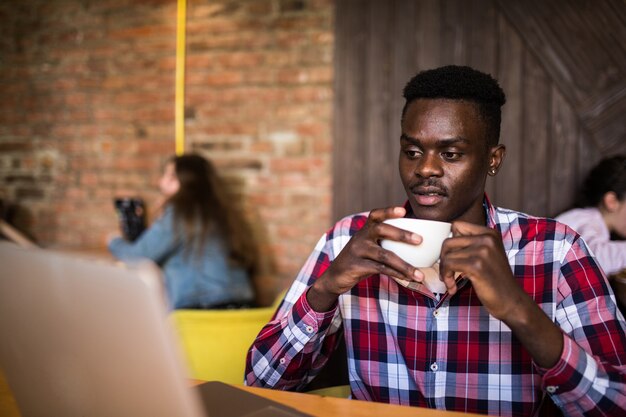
288 289 338 337
535 333 595 404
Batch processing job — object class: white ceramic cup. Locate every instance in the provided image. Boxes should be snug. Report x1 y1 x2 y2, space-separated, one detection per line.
380 218 452 268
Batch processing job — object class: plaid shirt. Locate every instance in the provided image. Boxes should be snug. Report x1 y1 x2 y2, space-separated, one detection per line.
245 198 626 416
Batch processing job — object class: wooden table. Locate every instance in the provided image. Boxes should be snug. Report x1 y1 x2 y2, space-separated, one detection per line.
191 380 483 417
1 374 482 417
237 385 482 417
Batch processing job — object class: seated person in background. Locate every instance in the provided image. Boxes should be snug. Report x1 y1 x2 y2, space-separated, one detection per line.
555 155 626 276
245 66 626 416
109 153 258 309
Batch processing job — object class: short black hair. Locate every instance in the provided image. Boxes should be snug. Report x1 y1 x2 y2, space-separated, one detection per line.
577 155 626 207
402 65 506 147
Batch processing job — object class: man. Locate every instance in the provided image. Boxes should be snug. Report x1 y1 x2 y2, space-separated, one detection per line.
245 66 626 416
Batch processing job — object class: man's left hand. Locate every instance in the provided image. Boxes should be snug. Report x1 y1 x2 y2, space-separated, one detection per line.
439 221 527 321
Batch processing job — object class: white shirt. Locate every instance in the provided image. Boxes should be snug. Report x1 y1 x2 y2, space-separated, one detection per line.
556 207 626 275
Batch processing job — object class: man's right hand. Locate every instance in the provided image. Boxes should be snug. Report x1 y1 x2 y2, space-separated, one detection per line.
307 206 425 312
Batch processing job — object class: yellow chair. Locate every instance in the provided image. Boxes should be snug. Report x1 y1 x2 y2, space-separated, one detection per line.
171 293 284 385
0 368 21 417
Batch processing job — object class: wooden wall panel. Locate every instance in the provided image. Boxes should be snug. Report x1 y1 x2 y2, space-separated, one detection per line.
549 88 579 217
365 1 394 212
333 0 622 221
415 0 442 70
387 0 420 210
521 50 551 216
495 14 524 210
440 0 467 65
463 0 499 199
333 0 367 218
496 0 626 154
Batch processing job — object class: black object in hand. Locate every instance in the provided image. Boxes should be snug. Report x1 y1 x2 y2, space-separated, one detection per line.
114 198 146 242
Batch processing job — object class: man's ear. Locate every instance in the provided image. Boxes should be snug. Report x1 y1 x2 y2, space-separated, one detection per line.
488 144 506 176
602 191 620 212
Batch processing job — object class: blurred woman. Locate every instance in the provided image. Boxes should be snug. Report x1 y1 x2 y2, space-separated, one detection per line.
556 155 626 276
109 154 258 309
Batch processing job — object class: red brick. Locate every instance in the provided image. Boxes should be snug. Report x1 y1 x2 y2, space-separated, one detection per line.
185 54 217 70
250 140 273 153
270 157 325 173
114 92 165 106
245 69 276 85
0 142 33 152
136 140 174 154
108 24 175 40
312 138 333 154
204 71 244 86
216 51 265 68
295 122 329 137
311 31 334 45
291 86 332 102
249 193 287 206
275 15 328 31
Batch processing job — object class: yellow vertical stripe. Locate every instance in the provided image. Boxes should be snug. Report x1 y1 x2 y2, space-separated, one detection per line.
175 0 186 156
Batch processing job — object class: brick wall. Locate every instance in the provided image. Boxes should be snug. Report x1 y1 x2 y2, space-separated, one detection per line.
0 0 334 305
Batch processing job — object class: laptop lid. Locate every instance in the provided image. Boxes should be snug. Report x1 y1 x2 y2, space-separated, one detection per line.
0 242 206 417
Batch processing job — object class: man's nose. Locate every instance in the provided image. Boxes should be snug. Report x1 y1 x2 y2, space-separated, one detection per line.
414 153 443 177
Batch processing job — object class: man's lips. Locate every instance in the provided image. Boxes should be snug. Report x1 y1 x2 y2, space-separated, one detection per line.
413 193 445 206
410 186 447 206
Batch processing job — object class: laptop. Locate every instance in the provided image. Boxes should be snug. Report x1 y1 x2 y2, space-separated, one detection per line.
0 242 309 417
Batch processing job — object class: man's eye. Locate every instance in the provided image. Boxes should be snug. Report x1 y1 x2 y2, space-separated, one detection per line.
405 150 420 158
442 152 461 160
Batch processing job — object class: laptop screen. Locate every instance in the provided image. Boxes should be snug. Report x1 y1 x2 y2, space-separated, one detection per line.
0 242 206 417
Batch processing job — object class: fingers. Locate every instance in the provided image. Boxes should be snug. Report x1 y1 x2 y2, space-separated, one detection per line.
354 241 424 282
440 223 500 294
337 206 427 286
439 250 476 295
361 258 424 283
367 207 422 245
440 226 504 294
443 223 499 258
439 258 458 294
374 223 422 245
368 206 406 223
451 220 491 236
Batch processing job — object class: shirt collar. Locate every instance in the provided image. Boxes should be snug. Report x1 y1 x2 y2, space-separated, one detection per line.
483 193 498 229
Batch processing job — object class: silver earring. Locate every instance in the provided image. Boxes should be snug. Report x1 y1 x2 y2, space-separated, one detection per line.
489 168 496 175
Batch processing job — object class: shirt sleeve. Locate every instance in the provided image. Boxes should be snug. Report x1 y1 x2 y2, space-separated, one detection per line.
557 209 626 276
576 223 626 276
108 207 181 265
537 236 626 416
244 232 344 391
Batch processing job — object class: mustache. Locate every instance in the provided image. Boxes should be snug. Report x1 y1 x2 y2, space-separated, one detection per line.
409 179 448 195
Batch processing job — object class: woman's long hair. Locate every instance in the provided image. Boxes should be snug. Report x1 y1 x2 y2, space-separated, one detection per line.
166 154 260 275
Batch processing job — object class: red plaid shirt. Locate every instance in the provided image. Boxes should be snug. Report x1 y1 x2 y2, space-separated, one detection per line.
245 198 626 416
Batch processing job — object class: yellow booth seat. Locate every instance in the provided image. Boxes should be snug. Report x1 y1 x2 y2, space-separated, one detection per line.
171 296 282 385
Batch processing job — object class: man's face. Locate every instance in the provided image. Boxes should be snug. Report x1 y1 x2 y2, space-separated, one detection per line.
399 98 502 224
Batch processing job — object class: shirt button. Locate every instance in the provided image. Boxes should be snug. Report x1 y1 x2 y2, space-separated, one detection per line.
433 310 439 317
279 357 286 365
546 385 558 394
430 362 438 372
305 325 314 333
